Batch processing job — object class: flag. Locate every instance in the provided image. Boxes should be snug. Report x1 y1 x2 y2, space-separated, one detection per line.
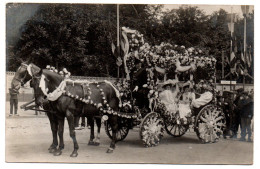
246 49 252 68
230 52 236 67
230 37 238 68
226 13 238 23
241 5 250 17
241 52 245 65
227 13 238 35
228 23 234 33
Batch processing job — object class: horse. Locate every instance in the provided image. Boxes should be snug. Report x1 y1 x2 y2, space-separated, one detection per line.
11 63 68 154
29 66 121 156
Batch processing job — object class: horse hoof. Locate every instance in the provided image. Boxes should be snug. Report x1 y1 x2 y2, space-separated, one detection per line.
49 147 57 153
70 151 78 157
93 142 100 146
106 148 114 153
88 141 95 145
53 150 62 156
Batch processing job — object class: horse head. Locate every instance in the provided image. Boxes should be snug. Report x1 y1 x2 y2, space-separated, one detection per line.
11 63 30 90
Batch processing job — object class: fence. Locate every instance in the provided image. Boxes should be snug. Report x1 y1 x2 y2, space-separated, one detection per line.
6 72 254 102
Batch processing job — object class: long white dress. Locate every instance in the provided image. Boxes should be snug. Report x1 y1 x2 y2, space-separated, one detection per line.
159 90 178 114
178 92 195 119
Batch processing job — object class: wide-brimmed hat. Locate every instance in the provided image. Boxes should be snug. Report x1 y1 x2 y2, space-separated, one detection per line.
162 79 178 88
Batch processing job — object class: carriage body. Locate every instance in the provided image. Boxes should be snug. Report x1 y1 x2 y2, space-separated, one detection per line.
138 81 226 147
103 28 226 147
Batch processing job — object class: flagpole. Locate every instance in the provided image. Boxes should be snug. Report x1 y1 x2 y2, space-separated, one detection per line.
243 7 247 89
117 4 120 78
229 7 234 136
229 7 233 92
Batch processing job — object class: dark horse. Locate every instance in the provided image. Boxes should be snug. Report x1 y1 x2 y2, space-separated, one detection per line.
11 63 72 155
29 66 120 156
12 63 120 156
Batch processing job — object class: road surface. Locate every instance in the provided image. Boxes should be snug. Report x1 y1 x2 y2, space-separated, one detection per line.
5 102 253 164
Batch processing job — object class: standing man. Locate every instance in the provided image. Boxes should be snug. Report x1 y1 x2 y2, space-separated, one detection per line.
231 88 244 138
130 59 149 110
239 92 254 142
9 85 20 116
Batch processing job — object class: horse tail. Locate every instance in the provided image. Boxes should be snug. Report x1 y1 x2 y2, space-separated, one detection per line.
104 80 122 107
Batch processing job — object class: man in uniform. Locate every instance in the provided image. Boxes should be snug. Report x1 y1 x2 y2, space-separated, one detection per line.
238 92 254 142
130 59 149 111
231 88 244 138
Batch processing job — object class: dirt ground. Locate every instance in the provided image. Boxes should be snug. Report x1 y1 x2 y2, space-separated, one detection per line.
5 102 253 164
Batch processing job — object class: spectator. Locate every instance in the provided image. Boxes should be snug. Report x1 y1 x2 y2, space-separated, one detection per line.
9 85 20 116
238 92 254 142
231 88 244 138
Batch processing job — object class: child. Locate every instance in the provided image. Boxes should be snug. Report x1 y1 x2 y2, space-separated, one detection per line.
178 82 195 124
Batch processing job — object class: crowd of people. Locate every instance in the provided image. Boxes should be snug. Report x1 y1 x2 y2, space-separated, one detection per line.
222 88 254 142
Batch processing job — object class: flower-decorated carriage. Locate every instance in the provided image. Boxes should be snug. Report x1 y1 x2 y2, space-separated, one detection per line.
105 27 226 147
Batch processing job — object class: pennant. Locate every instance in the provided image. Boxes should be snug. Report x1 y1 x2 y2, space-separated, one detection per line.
241 5 251 17
230 52 235 62
111 42 116 55
246 50 252 68
228 23 234 33
241 52 245 65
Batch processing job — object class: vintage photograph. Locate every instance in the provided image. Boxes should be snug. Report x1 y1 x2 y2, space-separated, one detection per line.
5 3 254 164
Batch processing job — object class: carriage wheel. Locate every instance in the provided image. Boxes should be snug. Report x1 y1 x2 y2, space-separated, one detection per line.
194 104 226 143
139 112 164 147
105 121 129 141
164 117 189 137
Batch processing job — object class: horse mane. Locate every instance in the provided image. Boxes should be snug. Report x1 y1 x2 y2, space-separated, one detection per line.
42 69 64 93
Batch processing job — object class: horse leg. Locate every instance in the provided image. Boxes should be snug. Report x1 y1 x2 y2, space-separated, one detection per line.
107 115 118 153
46 113 58 153
88 117 96 145
66 110 79 157
93 117 101 146
53 118 65 156
81 117 86 127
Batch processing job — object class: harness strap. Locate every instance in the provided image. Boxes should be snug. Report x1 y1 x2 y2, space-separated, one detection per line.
82 83 90 98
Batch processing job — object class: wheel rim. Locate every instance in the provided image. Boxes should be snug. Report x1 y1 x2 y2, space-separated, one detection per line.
164 116 189 137
105 122 129 141
140 112 164 147
196 105 226 143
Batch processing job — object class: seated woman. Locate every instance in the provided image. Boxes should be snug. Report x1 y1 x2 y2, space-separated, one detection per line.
178 82 195 124
159 80 179 117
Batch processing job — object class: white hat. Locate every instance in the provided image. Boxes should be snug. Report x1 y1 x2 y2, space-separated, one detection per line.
163 79 178 87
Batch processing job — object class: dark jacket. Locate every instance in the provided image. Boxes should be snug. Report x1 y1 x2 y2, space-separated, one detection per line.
9 88 19 99
131 67 147 90
238 98 254 118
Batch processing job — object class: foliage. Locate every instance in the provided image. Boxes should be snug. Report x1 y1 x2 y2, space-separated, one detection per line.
7 4 254 81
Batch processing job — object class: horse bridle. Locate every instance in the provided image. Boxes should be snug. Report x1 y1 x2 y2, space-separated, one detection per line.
13 64 30 86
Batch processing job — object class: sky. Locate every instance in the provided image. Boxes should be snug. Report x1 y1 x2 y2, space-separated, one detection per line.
163 4 254 18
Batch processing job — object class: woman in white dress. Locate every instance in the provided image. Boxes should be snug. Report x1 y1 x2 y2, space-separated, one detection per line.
159 80 179 116
178 82 195 123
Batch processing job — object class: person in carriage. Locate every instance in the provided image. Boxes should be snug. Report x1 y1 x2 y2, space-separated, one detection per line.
159 79 179 117
178 81 195 124
130 59 150 112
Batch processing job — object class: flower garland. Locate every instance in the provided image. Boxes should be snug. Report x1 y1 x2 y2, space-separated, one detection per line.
40 65 138 119
123 28 217 79
61 81 138 119
120 27 220 122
